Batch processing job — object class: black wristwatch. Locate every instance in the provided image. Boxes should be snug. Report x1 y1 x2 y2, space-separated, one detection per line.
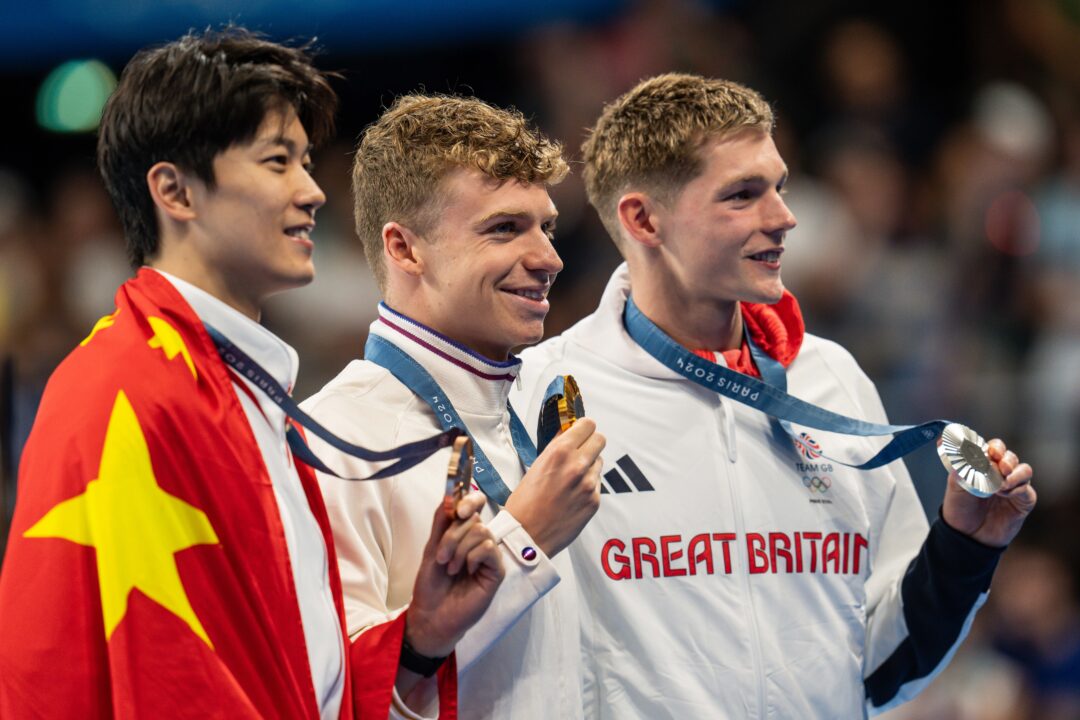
399 636 448 678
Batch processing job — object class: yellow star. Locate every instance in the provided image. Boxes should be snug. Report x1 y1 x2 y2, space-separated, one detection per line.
25 390 220 647
147 316 198 380
80 309 120 347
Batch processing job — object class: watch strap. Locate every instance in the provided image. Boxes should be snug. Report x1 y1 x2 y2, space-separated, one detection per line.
399 636 448 678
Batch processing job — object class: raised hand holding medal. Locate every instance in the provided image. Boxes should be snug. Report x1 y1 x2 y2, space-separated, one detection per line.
624 296 1034 539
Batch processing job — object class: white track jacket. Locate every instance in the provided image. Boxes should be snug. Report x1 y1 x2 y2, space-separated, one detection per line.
513 265 1002 719
301 304 582 720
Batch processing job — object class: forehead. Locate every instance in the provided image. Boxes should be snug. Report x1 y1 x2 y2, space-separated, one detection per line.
235 105 310 151
693 128 786 181
437 166 555 216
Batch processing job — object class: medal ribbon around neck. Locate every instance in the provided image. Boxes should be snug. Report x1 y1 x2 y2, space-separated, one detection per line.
205 324 461 480
623 296 958 472
364 333 536 506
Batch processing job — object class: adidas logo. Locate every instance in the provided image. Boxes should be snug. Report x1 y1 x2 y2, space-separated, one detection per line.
600 455 654 494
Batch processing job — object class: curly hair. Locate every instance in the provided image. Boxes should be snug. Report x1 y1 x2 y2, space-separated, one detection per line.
352 93 568 290
582 73 773 245
97 27 338 267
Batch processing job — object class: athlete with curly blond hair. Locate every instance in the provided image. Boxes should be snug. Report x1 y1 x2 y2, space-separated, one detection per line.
301 93 605 720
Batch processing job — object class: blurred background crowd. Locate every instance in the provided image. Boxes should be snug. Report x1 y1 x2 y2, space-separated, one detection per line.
1 0 1078 716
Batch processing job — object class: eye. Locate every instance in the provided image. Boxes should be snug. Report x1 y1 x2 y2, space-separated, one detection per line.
488 221 518 235
724 189 753 202
542 220 557 241
264 154 288 168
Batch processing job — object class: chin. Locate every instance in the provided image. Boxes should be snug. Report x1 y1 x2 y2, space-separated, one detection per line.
751 282 785 305
509 327 545 350
281 265 317 288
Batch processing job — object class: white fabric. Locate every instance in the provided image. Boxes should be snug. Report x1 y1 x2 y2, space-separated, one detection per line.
300 304 581 720
158 270 344 720
512 264 940 720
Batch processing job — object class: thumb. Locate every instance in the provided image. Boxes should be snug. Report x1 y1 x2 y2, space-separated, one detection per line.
424 496 453 556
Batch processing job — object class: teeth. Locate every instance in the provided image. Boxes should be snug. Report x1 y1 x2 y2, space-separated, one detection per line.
512 289 545 301
286 227 311 239
752 251 780 262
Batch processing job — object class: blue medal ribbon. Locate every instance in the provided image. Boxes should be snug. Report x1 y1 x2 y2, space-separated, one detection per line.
205 324 461 480
364 333 536 506
623 297 953 470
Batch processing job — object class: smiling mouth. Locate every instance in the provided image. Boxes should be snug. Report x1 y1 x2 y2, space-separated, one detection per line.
748 250 782 263
502 288 549 303
285 227 312 241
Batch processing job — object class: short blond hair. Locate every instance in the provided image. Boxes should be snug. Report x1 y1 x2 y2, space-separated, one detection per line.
353 93 569 289
582 73 774 244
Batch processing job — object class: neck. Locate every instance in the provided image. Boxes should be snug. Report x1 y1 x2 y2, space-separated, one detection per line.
151 253 261 322
382 294 511 362
628 266 742 351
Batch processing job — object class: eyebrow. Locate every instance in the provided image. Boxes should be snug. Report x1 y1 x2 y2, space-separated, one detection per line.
259 134 314 156
724 170 789 186
474 209 559 227
714 170 790 198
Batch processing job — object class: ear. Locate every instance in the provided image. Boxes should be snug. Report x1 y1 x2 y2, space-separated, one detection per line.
383 221 424 278
616 192 664 249
146 162 196 222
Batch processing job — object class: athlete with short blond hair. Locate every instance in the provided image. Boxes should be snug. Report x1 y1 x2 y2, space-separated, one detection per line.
514 72 1036 718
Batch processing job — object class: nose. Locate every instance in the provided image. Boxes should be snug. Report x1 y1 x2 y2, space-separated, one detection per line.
524 228 564 277
766 191 797 238
296 169 327 217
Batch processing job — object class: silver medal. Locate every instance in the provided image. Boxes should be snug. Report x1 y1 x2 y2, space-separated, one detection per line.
937 423 1005 497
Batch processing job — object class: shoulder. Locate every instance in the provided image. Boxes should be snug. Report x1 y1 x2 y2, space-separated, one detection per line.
515 313 600 402
300 359 434 444
798 332 867 379
793 331 888 421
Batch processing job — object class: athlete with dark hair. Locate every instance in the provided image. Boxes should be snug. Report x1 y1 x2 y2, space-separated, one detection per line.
0 28 500 718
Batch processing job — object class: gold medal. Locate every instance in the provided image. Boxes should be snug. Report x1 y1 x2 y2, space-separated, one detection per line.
557 375 584 432
538 375 586 453
444 435 473 519
937 423 1005 498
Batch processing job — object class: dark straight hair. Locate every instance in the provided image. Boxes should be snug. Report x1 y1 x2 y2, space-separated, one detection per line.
97 26 339 267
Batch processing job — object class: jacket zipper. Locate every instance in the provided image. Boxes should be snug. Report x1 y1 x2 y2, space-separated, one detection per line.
717 396 768 718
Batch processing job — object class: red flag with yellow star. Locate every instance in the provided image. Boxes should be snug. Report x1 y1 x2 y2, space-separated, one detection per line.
0 270 451 718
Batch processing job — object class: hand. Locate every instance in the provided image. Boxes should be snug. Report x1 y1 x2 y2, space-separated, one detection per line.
941 438 1036 548
404 492 505 658
505 418 605 558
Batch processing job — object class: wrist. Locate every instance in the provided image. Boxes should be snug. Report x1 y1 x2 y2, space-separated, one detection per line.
399 634 448 678
404 608 454 659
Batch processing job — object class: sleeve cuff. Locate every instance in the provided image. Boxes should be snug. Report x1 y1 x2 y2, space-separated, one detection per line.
931 512 1005 588
487 509 557 582
390 685 437 720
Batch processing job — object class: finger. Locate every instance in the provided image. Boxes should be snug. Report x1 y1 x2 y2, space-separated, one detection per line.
987 438 1007 462
995 450 1019 477
456 490 487 520
1009 483 1038 513
435 513 480 565
448 525 495 575
579 431 607 463
553 417 597 448
588 457 603 502
425 492 454 554
465 537 502 576
999 462 1033 494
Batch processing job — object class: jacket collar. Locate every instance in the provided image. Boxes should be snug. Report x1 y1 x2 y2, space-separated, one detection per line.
371 302 520 416
567 263 805 380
